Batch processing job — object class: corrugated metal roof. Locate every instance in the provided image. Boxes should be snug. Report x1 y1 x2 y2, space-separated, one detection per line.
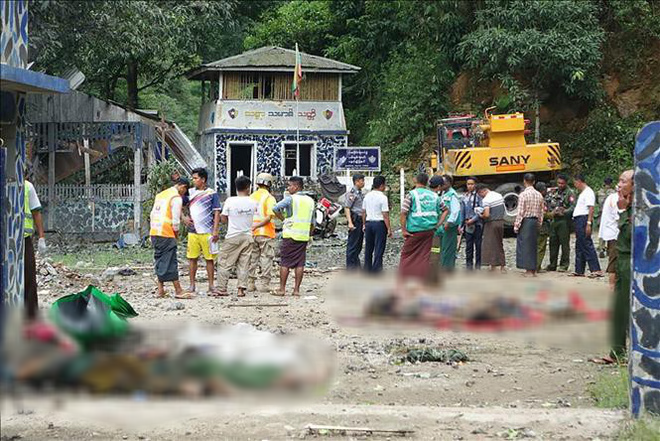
187 46 360 80
162 123 207 174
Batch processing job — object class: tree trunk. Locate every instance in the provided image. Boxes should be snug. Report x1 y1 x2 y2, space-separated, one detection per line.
103 79 111 101
534 99 540 144
127 58 139 109
108 75 117 101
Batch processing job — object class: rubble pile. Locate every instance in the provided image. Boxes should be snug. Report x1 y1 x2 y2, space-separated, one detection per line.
36 259 96 289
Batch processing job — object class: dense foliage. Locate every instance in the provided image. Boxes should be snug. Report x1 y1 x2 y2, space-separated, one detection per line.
29 0 235 108
29 0 660 185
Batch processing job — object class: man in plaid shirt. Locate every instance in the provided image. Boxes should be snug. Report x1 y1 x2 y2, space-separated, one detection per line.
514 173 545 276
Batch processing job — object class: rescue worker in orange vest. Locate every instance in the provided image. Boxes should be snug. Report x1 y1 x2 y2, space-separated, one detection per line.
248 173 277 293
150 178 189 298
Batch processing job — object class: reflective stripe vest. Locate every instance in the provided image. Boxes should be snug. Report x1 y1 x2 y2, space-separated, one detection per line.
150 186 180 238
24 182 34 237
282 193 314 242
250 188 276 238
441 188 463 226
406 188 439 233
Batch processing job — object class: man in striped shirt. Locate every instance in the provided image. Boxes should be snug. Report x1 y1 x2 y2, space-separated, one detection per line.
514 173 545 276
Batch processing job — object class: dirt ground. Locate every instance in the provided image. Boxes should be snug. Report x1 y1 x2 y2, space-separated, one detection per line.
1 233 629 440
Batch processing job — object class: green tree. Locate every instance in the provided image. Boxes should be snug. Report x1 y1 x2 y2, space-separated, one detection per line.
366 43 455 167
327 1 469 164
244 0 334 54
30 0 236 108
458 0 605 138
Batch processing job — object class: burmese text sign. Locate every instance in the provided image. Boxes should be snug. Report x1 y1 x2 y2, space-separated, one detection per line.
334 147 380 171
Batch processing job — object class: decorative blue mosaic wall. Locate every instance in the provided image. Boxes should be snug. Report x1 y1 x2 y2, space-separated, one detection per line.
630 121 660 417
1 0 29 307
3 92 26 307
213 132 346 193
0 0 28 69
40 200 135 234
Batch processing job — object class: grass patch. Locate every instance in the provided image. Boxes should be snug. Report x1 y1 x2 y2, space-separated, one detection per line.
589 366 629 409
617 418 660 441
49 247 153 269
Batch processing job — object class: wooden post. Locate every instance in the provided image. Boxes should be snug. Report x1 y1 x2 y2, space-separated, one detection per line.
83 138 94 232
47 123 56 230
218 73 223 101
83 140 91 187
134 144 142 236
534 99 540 144
399 168 405 210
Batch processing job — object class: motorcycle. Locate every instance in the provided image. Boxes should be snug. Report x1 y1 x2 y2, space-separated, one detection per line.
314 196 343 238
298 191 343 238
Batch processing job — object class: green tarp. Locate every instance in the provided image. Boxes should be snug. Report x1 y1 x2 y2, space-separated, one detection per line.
50 285 138 348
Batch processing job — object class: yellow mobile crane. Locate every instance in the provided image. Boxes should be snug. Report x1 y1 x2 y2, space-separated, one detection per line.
434 107 561 226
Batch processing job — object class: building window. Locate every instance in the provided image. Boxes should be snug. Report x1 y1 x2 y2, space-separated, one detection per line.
223 72 339 101
283 143 313 177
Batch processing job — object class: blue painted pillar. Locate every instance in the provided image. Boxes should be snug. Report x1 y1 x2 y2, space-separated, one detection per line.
630 121 660 417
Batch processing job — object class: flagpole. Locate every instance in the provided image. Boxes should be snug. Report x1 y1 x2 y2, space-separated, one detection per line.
295 43 300 164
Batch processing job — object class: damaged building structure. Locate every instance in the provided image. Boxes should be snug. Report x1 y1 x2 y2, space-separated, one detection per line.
25 91 206 240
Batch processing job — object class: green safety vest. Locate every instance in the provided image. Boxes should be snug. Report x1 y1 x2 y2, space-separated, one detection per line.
406 188 439 233
24 182 34 237
282 194 314 242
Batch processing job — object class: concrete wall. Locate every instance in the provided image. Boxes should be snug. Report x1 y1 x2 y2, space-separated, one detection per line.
40 199 135 236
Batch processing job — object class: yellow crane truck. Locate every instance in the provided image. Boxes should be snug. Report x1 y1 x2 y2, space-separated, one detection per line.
433 107 562 227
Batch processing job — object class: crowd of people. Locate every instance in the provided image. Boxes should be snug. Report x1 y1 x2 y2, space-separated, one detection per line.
149 169 315 299
342 171 606 281
149 168 634 298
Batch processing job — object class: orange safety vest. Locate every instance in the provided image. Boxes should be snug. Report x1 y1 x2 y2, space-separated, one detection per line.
150 186 180 238
250 188 276 238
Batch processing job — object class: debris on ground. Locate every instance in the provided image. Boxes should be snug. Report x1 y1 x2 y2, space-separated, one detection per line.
118 267 137 276
390 346 469 365
497 427 537 439
101 267 121 280
37 260 97 288
304 424 414 437
166 301 185 311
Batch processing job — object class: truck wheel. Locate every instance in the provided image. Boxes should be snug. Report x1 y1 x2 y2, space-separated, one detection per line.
495 182 524 227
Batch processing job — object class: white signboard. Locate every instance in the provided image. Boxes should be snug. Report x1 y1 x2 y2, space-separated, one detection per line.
216 100 346 132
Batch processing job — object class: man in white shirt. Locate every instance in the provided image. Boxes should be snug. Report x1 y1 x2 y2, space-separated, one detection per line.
361 176 392 273
572 175 603 277
217 175 257 297
476 184 506 272
598 190 620 289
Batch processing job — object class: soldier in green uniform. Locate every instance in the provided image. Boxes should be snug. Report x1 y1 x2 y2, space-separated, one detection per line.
592 170 633 364
535 182 550 271
545 173 576 272
610 171 633 360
